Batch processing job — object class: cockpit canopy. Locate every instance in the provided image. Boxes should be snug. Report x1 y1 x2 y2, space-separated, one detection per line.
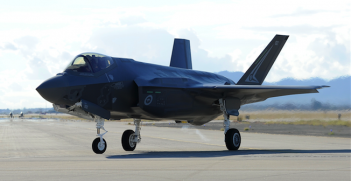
65 53 114 73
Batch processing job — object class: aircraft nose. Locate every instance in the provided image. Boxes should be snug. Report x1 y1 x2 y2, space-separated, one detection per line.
36 76 69 104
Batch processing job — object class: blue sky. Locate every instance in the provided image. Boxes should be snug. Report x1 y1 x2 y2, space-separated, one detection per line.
0 0 350 109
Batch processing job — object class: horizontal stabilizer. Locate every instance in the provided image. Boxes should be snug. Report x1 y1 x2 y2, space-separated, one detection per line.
237 35 289 85
170 39 192 69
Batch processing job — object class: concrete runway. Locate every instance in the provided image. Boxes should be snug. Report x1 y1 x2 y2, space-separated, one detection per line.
0 119 350 181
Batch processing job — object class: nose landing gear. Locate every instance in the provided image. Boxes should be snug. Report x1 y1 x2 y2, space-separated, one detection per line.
92 116 108 154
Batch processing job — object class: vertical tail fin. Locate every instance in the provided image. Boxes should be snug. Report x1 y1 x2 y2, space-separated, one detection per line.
237 34 289 85
170 39 192 69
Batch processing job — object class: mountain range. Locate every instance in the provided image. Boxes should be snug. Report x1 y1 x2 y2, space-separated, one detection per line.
217 71 350 109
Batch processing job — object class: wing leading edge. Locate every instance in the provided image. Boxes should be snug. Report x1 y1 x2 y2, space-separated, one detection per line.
188 84 329 105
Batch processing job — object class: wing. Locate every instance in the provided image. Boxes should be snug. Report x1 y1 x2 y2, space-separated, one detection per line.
134 77 329 105
188 84 329 105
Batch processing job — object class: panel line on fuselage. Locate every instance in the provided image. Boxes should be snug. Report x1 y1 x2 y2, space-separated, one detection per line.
105 73 111 83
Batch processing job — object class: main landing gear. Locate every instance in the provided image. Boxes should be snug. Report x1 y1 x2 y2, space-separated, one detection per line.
92 116 108 154
219 99 241 150
121 119 141 151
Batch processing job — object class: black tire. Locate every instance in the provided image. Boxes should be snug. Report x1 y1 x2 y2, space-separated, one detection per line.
92 137 107 154
121 130 137 151
225 128 241 150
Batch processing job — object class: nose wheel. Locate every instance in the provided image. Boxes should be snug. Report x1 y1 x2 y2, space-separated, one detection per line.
92 137 107 154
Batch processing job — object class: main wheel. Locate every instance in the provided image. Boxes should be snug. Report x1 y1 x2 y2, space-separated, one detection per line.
225 128 241 150
92 137 107 154
121 130 137 151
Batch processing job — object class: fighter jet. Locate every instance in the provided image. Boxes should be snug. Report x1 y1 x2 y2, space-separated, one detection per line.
36 35 328 154
19 112 24 118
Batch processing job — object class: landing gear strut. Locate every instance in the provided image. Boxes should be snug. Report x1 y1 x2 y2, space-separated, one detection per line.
92 116 108 154
121 119 141 151
219 98 241 150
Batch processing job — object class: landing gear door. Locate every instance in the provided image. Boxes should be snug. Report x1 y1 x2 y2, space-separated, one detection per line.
225 97 241 116
81 99 111 120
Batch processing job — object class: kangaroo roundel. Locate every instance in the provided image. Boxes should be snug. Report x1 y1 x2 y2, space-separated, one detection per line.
144 95 153 105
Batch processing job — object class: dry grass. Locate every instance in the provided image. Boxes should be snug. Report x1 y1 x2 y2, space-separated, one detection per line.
215 110 351 122
0 114 155 122
0 114 82 120
265 120 351 127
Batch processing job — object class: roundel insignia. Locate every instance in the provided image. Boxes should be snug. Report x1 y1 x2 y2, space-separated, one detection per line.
144 95 153 105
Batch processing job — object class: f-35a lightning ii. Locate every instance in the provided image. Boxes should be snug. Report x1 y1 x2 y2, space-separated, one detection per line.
36 34 328 154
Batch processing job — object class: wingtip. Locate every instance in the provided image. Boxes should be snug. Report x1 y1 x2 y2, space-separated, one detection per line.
318 85 330 89
276 34 289 37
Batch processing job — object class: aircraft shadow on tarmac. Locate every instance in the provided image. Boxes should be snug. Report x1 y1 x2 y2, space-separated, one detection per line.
106 149 351 159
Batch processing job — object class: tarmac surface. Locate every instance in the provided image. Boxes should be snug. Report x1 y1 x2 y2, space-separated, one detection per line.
145 121 351 138
0 119 350 181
